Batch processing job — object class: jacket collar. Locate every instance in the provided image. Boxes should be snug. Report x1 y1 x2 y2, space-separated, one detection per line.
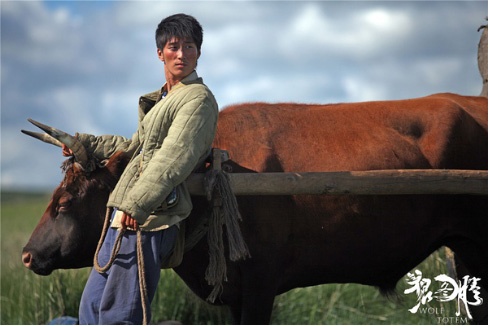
162 70 201 94
139 71 202 118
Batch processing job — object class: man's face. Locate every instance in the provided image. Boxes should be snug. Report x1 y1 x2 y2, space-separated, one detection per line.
158 37 200 82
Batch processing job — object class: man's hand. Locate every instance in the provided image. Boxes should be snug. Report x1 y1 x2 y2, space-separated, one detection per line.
120 212 139 230
62 144 73 157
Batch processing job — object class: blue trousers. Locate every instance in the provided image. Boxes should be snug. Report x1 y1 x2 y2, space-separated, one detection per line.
79 214 178 325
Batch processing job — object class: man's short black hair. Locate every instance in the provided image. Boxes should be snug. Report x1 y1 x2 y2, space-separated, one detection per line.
155 14 203 53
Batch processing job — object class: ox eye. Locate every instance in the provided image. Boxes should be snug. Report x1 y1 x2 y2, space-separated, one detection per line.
57 199 72 213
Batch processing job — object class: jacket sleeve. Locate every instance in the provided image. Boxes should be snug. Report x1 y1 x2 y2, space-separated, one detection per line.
118 95 218 223
77 128 141 160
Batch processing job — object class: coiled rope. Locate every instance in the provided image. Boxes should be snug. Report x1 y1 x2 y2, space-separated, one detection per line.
93 207 150 325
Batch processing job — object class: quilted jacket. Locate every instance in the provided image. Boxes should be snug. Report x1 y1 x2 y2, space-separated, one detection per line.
77 71 218 231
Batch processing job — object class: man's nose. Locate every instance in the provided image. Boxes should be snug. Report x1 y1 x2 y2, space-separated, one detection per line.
176 47 184 58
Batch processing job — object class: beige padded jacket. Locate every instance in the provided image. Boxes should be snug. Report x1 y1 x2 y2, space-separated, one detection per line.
77 72 218 231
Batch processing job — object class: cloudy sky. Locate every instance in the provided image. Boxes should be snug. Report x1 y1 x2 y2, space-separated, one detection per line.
1 0 487 190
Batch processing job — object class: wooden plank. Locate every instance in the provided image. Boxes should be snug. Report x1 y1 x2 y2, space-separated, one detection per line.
185 169 488 196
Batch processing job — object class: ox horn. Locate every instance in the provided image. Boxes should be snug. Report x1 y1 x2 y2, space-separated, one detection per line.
23 118 89 168
21 129 63 147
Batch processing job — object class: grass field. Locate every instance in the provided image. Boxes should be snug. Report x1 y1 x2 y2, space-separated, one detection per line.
1 191 463 324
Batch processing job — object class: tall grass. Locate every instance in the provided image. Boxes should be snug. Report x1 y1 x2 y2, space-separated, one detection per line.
1 191 461 324
271 251 459 324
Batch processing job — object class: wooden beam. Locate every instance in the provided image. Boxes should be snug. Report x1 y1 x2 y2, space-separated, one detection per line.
186 169 488 196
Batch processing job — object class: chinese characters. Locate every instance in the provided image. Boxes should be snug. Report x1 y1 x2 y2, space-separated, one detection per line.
404 269 483 320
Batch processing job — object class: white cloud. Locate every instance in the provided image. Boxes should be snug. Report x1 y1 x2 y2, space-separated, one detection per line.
342 75 388 102
413 57 464 87
281 4 413 61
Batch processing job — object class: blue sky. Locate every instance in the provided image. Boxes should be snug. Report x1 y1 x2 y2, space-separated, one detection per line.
43 0 114 11
1 0 487 190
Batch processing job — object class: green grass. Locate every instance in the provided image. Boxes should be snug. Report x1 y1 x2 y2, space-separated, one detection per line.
1 191 462 324
271 252 460 324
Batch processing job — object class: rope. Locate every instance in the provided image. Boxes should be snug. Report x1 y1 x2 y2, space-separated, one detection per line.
204 169 251 302
137 229 149 325
92 148 249 313
93 208 124 273
93 207 150 324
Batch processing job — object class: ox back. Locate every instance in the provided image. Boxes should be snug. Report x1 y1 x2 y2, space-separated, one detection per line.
23 93 487 324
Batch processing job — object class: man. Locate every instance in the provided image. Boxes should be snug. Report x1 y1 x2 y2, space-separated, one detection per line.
66 14 218 324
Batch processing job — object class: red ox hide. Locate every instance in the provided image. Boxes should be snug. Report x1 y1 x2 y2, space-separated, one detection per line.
22 93 487 324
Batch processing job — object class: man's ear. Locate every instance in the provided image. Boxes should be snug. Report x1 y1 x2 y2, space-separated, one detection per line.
157 48 165 63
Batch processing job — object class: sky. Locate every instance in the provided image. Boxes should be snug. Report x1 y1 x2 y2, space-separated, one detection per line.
1 0 487 190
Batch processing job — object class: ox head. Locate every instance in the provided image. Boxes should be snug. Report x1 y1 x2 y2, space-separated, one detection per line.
21 120 128 275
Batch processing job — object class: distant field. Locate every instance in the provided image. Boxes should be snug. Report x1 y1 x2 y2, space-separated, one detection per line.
1 191 462 324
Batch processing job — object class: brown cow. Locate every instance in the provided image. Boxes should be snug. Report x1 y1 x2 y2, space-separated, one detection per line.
22 93 487 324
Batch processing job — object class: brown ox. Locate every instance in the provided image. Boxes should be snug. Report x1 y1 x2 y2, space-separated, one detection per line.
22 93 487 324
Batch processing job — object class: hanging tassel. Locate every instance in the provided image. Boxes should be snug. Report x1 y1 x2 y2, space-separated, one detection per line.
204 169 251 302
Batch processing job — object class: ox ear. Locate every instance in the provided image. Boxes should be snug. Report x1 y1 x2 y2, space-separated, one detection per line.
104 151 130 179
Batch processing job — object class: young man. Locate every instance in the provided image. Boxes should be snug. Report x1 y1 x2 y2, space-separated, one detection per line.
69 14 219 324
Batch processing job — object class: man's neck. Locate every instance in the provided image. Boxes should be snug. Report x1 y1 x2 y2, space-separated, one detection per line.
164 77 178 92
164 70 197 93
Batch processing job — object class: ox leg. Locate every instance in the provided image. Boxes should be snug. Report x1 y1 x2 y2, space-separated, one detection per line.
228 287 277 324
232 286 276 324
233 259 278 324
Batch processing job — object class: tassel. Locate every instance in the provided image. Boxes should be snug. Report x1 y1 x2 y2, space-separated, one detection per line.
204 169 250 302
